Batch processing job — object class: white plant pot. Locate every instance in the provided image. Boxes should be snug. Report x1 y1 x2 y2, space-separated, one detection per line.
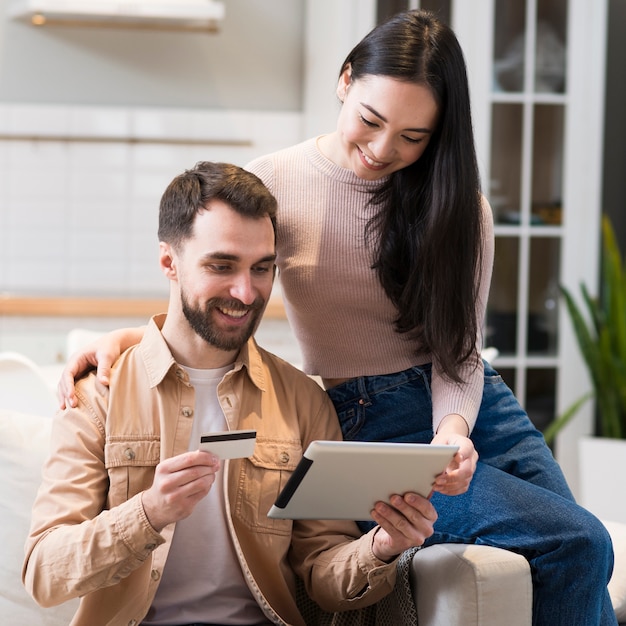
579 436 626 523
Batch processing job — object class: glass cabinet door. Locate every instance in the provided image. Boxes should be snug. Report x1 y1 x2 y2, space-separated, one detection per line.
454 0 607 495
379 0 571 433
485 0 568 432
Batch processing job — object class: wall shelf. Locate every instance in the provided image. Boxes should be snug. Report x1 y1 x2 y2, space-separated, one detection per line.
8 0 225 32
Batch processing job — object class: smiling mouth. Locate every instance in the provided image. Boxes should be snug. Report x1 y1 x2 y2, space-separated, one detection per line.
218 306 249 319
359 148 386 169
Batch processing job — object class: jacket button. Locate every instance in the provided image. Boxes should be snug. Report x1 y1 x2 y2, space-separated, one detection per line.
151 569 160 581
144 543 156 551
182 406 193 418
279 451 290 464
124 448 135 460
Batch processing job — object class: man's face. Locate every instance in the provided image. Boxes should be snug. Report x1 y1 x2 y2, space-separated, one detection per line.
171 200 276 352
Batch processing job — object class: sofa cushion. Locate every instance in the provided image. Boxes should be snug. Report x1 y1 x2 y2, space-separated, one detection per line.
0 409 78 624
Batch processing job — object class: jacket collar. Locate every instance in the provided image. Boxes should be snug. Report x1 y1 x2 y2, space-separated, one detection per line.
140 313 266 392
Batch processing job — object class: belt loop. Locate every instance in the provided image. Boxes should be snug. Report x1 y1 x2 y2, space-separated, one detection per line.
413 364 432 396
356 376 373 407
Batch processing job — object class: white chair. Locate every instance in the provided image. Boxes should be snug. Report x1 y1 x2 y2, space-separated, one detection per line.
0 352 57 416
481 346 499 364
65 328 105 359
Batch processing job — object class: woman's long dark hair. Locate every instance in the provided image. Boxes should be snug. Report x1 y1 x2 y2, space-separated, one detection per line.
342 10 483 382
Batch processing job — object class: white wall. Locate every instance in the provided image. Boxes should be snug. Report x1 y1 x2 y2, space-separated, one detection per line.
0 105 301 297
0 0 375 367
0 0 381 301
302 0 376 137
0 0 305 110
0 0 309 299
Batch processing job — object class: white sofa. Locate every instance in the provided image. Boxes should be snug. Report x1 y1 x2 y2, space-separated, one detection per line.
2 404 625 624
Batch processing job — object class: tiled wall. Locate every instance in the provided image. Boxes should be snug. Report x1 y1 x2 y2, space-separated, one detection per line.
0 103 303 297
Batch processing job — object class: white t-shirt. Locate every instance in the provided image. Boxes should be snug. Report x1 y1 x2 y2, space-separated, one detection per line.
142 364 268 625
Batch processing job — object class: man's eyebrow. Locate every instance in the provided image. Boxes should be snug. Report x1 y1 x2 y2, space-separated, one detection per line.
202 252 277 263
361 102 434 134
255 254 277 264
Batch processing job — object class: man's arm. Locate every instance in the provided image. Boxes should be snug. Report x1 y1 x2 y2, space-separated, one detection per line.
23 392 159 607
23 381 219 607
289 495 436 612
288 392 437 612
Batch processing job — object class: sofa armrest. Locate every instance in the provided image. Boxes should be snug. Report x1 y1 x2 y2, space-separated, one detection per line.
410 544 532 626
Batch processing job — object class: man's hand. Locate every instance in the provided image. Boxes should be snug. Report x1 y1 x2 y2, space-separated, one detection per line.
141 450 221 532
370 492 437 561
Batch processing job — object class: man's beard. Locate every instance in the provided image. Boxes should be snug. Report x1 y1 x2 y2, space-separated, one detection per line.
181 291 264 352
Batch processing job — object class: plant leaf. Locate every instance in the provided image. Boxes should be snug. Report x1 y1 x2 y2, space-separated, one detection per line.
550 215 626 440
543 392 593 445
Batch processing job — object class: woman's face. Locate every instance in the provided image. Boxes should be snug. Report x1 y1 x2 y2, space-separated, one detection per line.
330 70 439 180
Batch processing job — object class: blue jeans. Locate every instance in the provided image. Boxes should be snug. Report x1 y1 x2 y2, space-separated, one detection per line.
326 362 617 626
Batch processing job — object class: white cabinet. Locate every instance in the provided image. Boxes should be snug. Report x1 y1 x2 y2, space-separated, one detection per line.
452 0 608 496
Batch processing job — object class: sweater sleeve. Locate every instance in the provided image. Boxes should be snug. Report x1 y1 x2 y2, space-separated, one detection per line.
430 195 495 434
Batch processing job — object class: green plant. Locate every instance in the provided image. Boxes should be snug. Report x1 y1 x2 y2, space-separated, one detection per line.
543 215 626 444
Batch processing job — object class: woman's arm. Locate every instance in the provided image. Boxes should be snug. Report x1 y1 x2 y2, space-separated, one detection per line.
431 414 478 495
428 197 493 494
58 326 146 408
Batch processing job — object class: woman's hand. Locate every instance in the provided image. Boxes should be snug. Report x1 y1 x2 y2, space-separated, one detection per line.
58 326 145 409
430 413 478 496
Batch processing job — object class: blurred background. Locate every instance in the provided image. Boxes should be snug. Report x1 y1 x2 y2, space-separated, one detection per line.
0 0 624 496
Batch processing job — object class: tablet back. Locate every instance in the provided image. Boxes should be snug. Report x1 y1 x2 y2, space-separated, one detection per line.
267 440 458 520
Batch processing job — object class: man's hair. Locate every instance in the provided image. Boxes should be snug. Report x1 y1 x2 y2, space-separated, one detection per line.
158 161 277 248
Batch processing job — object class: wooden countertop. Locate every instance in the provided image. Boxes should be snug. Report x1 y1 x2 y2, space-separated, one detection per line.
0 295 286 319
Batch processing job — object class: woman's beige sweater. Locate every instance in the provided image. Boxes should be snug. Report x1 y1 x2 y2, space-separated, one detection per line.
246 137 494 433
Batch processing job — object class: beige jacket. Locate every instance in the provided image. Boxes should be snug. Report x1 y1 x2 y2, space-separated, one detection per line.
23 315 397 626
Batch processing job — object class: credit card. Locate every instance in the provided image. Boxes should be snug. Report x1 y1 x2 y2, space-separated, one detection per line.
199 429 257 460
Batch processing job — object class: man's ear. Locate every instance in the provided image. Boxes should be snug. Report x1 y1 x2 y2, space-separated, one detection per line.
159 242 177 279
336 65 352 102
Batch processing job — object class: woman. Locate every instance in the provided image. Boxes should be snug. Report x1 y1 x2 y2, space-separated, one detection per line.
59 10 616 625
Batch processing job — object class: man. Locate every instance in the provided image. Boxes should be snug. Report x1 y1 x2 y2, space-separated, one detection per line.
23 162 437 626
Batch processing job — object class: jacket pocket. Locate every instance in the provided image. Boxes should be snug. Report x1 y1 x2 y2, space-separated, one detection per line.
104 437 160 506
235 437 301 535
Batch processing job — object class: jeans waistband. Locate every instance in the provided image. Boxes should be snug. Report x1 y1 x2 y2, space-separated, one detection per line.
326 364 432 405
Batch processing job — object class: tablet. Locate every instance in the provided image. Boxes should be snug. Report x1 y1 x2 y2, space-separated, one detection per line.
267 440 458 520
